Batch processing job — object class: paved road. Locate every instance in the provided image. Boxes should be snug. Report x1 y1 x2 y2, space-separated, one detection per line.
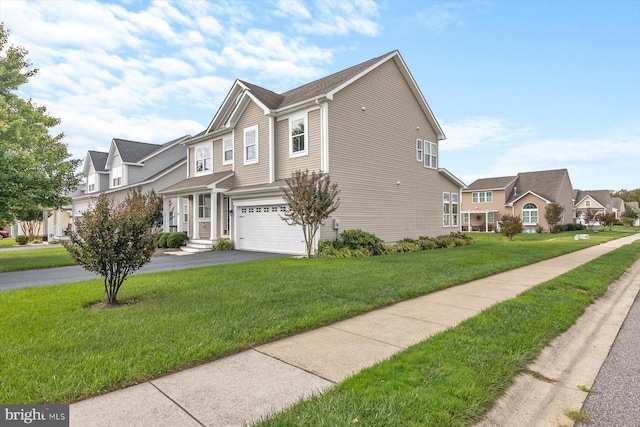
578 290 640 426
0 250 284 290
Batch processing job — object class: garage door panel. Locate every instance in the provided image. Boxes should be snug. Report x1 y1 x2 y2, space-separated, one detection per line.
237 205 306 255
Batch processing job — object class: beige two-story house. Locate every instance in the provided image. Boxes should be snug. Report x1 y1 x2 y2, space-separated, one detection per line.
159 50 465 255
462 168 575 233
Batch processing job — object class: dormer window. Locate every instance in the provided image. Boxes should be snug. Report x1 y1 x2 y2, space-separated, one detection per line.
87 174 96 192
195 143 212 175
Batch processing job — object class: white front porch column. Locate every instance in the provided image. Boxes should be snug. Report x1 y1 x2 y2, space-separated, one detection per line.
176 197 182 233
210 191 217 241
162 197 170 232
485 209 489 232
192 193 199 239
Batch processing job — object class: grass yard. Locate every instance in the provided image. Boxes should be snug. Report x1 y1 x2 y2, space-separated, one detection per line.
0 247 76 272
256 242 640 426
0 238 17 249
0 231 637 404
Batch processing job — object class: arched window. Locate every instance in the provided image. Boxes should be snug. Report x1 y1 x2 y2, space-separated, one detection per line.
522 203 538 224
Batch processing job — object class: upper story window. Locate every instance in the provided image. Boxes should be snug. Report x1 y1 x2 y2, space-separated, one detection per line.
585 200 591 207
416 139 423 161
451 193 459 226
87 174 96 192
223 137 233 165
290 114 307 157
111 166 122 188
424 141 437 169
244 125 258 164
522 202 538 224
472 191 493 203
195 143 212 175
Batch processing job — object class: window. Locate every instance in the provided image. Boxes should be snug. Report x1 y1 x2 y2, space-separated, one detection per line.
472 191 493 203
183 203 188 223
451 193 459 226
443 192 451 227
463 212 470 224
585 200 591 207
244 125 258 164
424 141 437 169
87 174 96 192
487 211 495 224
195 144 212 174
522 203 538 224
111 166 122 187
416 139 423 161
290 114 306 156
223 137 233 164
198 194 211 219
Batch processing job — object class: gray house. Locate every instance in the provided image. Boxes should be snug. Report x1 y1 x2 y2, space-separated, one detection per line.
160 50 465 255
71 136 190 227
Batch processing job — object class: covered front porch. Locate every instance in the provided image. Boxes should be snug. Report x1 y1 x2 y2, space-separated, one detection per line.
462 209 499 232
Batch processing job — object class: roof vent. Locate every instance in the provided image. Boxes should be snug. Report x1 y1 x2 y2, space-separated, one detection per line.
513 187 517 196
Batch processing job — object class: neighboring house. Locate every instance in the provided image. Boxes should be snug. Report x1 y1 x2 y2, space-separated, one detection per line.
159 50 465 255
573 189 613 225
611 197 625 219
461 168 574 233
626 201 640 226
71 136 190 229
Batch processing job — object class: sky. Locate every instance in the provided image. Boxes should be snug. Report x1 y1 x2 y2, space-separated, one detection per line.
1 0 639 191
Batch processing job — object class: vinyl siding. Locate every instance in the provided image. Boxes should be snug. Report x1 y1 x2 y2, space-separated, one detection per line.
275 108 322 180
321 58 458 242
214 136 233 173
234 101 270 187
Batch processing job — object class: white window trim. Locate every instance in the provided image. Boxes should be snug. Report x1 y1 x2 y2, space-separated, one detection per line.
443 192 451 227
416 139 423 161
522 203 538 225
194 141 213 176
424 140 437 169
198 194 211 219
244 125 259 165
472 191 493 203
222 136 233 166
111 166 122 188
451 193 459 226
87 174 96 193
289 112 308 158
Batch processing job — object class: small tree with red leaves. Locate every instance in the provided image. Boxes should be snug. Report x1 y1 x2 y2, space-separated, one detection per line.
498 214 524 241
64 189 162 304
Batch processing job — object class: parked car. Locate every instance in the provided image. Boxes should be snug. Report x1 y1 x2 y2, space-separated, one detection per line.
0 230 9 239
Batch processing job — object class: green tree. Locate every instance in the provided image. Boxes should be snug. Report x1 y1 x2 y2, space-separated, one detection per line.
498 214 523 241
583 208 598 231
64 189 162 305
544 203 565 233
612 189 640 203
597 212 616 231
16 204 45 241
281 169 340 258
0 24 81 224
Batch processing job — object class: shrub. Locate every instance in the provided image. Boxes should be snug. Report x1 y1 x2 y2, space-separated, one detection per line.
432 236 455 248
340 229 387 255
418 238 437 250
32 238 43 244
157 232 168 248
499 214 524 241
535 225 544 234
213 239 234 251
48 239 61 245
448 232 473 244
166 232 189 248
392 241 421 253
16 235 28 245
453 238 469 247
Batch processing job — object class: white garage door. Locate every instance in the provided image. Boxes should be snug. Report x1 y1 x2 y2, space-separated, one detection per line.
236 204 306 255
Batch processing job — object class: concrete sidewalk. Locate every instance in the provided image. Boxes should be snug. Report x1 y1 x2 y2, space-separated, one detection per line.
70 234 640 427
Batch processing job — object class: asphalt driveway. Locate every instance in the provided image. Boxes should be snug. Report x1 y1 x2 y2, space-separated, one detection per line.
0 250 284 291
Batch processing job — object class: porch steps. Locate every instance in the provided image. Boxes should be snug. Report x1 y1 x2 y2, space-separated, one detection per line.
181 239 214 253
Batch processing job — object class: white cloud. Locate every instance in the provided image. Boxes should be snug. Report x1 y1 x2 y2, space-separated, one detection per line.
441 117 534 151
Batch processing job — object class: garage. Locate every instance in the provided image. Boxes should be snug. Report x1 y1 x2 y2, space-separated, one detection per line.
235 204 307 255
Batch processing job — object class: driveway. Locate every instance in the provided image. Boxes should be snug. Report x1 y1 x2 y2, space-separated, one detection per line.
0 250 284 291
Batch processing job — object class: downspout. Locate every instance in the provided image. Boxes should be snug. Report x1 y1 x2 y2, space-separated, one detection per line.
269 115 275 183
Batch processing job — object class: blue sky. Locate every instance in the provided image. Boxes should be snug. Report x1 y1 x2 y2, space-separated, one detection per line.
2 0 639 190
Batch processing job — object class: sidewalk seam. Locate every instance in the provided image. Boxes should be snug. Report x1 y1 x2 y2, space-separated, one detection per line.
148 381 207 427
250 348 338 385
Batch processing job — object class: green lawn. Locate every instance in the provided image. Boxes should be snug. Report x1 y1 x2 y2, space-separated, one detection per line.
0 247 76 272
0 238 17 249
256 242 640 426
0 231 637 405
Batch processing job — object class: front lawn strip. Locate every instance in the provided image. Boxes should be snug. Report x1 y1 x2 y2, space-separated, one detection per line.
0 247 76 272
0 234 635 404
255 242 640 427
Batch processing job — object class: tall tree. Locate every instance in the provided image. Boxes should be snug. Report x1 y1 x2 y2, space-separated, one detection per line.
281 169 340 258
0 24 81 224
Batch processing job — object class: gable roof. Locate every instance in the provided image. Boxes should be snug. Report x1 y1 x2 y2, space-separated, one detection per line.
200 50 445 142
506 169 570 205
112 139 162 164
86 150 109 173
574 189 611 209
626 201 639 213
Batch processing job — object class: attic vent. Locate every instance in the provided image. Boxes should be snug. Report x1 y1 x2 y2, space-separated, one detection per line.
513 187 517 196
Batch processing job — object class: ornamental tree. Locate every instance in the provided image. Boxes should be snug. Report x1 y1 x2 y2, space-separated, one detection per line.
544 203 565 233
583 208 598 231
64 189 162 305
597 211 616 231
281 169 340 258
0 24 81 224
498 214 523 241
